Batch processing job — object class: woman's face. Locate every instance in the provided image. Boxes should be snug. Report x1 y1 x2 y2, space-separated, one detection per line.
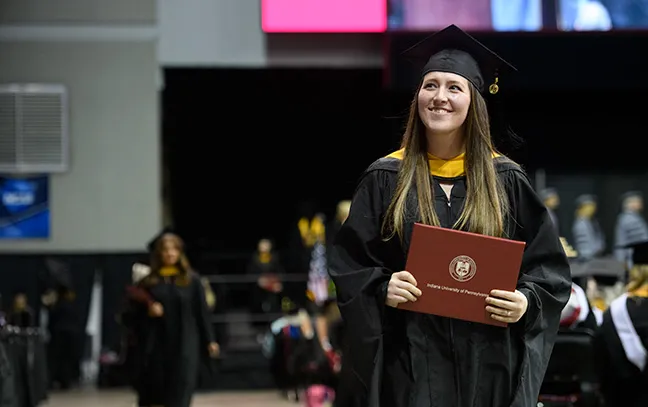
417 71 471 137
13 294 27 310
258 239 271 253
161 239 181 266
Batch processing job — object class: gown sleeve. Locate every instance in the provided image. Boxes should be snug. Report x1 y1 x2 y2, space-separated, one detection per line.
328 169 396 398
505 168 572 405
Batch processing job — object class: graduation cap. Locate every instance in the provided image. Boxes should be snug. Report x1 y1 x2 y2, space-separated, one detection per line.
146 226 176 253
575 194 596 206
624 240 648 266
402 24 517 94
540 188 558 201
621 190 643 202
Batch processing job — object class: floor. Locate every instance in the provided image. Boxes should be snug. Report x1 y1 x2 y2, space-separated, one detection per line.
42 388 298 407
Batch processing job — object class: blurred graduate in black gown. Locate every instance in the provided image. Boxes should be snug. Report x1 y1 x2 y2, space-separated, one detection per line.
40 259 80 389
126 231 219 407
247 238 285 331
7 291 35 328
594 240 648 407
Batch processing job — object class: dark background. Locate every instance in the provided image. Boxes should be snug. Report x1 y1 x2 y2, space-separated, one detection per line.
163 33 648 258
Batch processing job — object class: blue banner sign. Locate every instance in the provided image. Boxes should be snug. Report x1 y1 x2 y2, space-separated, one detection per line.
0 175 50 239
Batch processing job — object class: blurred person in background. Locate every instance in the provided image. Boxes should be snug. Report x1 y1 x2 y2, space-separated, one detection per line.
558 238 600 330
594 240 648 407
573 194 606 261
247 238 285 336
42 274 80 390
298 301 343 407
540 188 560 234
124 231 219 407
287 201 324 308
7 291 34 328
614 191 648 269
305 213 336 355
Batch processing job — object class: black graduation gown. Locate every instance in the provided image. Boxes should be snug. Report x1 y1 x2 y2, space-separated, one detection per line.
329 155 572 407
133 273 215 407
7 309 34 328
47 294 80 388
246 254 285 318
593 295 648 407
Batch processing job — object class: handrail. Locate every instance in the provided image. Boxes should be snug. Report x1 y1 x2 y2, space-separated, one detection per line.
204 273 309 284
0 325 44 338
210 312 286 323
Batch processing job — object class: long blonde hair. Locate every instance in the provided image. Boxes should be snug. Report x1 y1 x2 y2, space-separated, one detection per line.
382 84 510 241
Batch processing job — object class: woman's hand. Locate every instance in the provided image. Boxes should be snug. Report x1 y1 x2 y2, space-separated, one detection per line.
148 302 164 317
386 271 422 308
485 289 528 323
208 342 220 358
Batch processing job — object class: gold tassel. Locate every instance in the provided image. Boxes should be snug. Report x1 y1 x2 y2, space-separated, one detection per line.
489 76 499 95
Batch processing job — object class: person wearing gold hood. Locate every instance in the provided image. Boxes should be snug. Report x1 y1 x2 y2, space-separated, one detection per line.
126 230 219 407
328 24 570 407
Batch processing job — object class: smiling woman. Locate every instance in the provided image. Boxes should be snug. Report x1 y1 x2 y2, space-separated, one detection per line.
328 25 571 407
417 72 472 152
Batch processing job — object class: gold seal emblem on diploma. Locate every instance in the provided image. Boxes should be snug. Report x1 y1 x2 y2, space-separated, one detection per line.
449 255 477 282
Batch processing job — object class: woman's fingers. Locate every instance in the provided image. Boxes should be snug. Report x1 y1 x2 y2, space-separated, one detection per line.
485 305 510 316
390 287 418 303
386 294 408 308
395 280 422 297
485 296 516 311
395 271 418 287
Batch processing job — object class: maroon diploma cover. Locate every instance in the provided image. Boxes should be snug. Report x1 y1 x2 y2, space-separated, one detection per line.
398 223 526 327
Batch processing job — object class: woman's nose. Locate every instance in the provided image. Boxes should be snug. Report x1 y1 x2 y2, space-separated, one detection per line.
433 89 448 102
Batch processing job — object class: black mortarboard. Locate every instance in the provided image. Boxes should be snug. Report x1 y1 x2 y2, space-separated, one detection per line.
624 240 648 265
575 194 596 206
402 24 517 94
540 188 558 201
146 226 176 253
621 191 643 202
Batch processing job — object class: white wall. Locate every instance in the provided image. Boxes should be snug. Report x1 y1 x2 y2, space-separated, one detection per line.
158 0 383 68
0 0 161 253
